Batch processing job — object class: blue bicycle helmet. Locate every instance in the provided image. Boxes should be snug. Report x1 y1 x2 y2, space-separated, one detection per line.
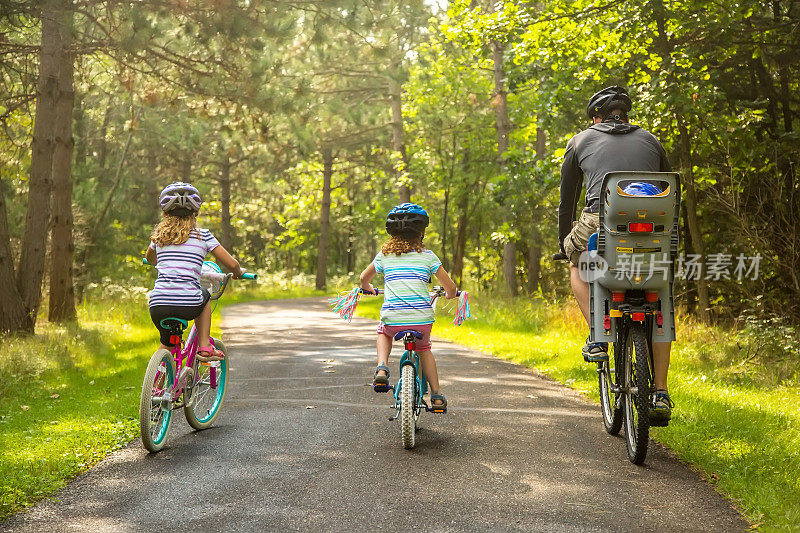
386 203 429 236
622 181 663 196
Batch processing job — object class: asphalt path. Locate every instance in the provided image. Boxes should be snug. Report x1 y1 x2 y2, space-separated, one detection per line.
2 298 747 532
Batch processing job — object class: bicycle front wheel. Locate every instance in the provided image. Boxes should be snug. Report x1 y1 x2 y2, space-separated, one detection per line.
623 321 651 465
400 364 418 449
140 349 175 453
185 339 229 430
599 330 624 435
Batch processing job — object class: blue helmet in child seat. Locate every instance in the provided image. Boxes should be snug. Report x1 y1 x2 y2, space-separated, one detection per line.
159 182 202 217
623 181 662 196
386 203 429 237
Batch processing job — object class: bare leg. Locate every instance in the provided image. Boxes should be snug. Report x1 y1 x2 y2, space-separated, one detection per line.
195 302 213 348
570 264 591 324
417 349 443 404
652 342 671 391
376 334 392 378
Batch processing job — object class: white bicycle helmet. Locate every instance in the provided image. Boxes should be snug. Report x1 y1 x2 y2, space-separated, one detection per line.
159 182 202 216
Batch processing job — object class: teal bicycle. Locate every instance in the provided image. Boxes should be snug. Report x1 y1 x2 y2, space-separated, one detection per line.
367 286 456 449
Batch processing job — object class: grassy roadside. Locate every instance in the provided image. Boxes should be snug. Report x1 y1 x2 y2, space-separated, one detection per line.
355 296 800 532
0 281 324 521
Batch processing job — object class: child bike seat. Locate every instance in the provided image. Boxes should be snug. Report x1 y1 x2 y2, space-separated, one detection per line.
160 317 189 333
393 330 424 341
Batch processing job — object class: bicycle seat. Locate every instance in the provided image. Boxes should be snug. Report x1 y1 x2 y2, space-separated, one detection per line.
160 317 189 333
394 330 424 341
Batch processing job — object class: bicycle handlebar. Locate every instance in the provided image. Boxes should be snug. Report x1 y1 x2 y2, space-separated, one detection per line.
359 288 383 295
552 252 568 262
431 285 462 297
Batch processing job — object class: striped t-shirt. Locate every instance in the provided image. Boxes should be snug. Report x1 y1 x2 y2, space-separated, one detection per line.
374 250 442 326
148 229 220 308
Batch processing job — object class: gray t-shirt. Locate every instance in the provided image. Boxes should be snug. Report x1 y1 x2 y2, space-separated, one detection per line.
558 121 671 251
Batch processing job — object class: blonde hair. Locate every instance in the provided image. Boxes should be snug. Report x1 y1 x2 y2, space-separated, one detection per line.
381 233 425 256
151 213 197 247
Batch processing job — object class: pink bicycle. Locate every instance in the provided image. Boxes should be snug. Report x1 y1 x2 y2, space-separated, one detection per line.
139 261 256 452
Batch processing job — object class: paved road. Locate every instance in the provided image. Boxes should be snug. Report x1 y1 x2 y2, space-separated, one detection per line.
3 298 747 532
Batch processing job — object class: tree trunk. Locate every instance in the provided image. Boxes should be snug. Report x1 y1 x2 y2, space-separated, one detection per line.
503 241 517 295
97 104 111 173
491 41 510 157
680 202 696 312
491 32 516 296
441 187 450 270
389 71 410 203
219 149 233 250
346 201 355 273
16 0 62 332
527 229 541 294
452 203 468 286
536 126 546 159
49 7 76 322
677 116 710 321
315 147 333 290
0 180 27 333
182 156 191 182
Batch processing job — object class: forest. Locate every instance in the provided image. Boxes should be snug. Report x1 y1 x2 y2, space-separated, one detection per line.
1 0 799 334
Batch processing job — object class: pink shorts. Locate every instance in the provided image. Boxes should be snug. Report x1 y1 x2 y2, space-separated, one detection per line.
377 323 433 352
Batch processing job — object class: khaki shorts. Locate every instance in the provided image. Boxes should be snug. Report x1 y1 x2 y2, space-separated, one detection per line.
563 211 599 266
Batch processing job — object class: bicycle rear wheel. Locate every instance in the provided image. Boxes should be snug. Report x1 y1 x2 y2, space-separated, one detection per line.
599 328 624 435
623 321 651 464
140 349 175 453
400 364 418 449
184 339 229 430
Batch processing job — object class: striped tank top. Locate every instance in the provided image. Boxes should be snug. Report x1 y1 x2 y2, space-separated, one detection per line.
148 228 220 308
373 250 442 326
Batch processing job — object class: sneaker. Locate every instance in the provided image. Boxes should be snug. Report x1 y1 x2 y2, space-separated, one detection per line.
582 336 608 362
650 390 673 426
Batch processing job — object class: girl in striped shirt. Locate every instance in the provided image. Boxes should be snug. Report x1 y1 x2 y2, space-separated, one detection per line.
359 203 457 411
145 182 244 359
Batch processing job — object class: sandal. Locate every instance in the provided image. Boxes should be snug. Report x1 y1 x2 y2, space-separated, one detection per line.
373 364 391 393
197 346 225 362
430 391 447 413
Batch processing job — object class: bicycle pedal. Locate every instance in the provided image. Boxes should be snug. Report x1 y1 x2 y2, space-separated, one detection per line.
373 384 392 393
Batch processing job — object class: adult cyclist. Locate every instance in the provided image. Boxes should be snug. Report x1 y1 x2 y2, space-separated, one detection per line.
558 86 674 423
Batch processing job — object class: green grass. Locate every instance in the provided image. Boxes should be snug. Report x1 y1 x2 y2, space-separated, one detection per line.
0 280 324 521
355 295 800 532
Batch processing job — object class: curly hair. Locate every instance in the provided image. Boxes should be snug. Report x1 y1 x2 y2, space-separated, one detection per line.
151 212 197 247
381 233 425 256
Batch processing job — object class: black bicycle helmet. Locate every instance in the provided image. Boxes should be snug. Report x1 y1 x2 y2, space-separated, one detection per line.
586 86 632 119
386 203 429 237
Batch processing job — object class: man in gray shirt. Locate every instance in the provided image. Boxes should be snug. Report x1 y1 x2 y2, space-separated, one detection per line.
558 86 674 421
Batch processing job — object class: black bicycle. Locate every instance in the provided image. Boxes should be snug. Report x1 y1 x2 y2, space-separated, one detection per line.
554 170 681 465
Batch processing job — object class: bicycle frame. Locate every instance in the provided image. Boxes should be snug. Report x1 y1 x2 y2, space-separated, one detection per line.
388 335 439 420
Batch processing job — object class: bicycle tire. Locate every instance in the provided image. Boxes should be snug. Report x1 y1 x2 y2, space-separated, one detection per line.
400 364 417 449
623 321 651 465
599 334 623 435
184 339 228 430
140 349 175 453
